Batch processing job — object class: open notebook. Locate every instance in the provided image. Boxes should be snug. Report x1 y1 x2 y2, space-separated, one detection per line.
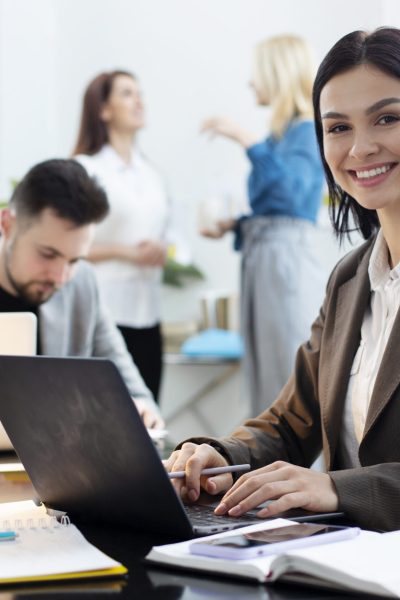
0 500 127 584
0 312 37 451
146 519 400 597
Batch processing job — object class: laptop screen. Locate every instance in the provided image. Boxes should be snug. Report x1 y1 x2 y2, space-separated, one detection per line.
0 312 37 450
0 312 37 356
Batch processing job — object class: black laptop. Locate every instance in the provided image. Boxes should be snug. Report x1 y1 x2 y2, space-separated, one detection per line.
0 356 342 540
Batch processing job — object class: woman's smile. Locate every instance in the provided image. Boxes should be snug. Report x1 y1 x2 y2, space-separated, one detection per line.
348 161 398 188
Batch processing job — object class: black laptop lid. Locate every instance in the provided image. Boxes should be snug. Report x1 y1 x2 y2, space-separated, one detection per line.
0 355 193 539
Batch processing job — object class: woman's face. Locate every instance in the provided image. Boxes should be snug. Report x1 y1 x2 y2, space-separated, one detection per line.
101 75 145 133
249 78 269 106
249 59 270 106
320 63 400 216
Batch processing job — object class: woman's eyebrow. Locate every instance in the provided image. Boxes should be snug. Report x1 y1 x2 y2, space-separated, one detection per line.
322 98 400 120
321 111 347 120
365 97 400 115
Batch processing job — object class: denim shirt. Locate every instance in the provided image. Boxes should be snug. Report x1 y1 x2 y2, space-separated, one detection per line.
234 120 324 250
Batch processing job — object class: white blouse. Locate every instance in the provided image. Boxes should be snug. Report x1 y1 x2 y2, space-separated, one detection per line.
339 230 400 467
76 145 171 328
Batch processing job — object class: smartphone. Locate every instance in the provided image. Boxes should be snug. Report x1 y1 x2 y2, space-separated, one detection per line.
189 523 360 560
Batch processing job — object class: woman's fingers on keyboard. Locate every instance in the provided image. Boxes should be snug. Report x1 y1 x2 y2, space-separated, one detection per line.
165 443 229 502
202 473 233 495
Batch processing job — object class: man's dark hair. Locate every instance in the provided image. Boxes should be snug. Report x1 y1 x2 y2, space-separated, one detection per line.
312 27 400 241
10 159 109 225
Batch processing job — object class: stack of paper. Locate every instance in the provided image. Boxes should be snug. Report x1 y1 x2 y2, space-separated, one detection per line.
0 500 127 584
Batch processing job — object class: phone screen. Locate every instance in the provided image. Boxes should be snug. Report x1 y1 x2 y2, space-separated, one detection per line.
205 523 342 548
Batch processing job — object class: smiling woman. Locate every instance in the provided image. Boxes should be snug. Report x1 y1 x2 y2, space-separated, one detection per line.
320 66 400 239
163 27 400 533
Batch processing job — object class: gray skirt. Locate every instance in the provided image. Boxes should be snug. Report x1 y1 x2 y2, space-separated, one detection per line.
241 216 326 416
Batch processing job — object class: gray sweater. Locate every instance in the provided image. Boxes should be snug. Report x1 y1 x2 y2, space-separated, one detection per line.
39 261 158 413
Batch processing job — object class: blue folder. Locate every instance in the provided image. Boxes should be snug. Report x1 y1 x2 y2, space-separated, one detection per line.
181 328 243 359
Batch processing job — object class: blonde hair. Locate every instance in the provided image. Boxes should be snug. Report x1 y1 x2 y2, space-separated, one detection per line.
253 34 315 138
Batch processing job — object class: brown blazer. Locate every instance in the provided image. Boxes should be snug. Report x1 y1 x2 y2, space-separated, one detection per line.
188 235 400 531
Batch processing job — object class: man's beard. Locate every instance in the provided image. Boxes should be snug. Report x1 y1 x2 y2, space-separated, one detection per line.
4 251 57 306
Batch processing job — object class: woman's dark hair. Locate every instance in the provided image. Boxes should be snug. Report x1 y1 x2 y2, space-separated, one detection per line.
313 27 400 240
73 70 136 156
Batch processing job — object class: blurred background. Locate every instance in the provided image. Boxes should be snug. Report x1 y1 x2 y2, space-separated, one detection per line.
1 0 398 439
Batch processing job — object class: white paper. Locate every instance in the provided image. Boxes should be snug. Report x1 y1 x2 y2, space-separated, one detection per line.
0 500 122 580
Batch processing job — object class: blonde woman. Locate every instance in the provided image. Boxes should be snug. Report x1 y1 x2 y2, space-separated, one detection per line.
201 35 325 415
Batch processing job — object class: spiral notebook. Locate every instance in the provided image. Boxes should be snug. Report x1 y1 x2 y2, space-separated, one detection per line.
0 500 127 584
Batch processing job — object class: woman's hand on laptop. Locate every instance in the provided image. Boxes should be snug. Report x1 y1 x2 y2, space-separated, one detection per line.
214 461 339 518
164 442 233 502
134 398 165 429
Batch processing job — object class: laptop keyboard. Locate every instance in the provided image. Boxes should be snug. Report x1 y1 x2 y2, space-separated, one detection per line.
185 504 259 527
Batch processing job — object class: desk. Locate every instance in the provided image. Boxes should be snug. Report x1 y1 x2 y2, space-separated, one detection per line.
0 464 379 600
161 353 244 439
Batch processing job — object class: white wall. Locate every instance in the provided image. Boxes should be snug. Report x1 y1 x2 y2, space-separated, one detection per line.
0 0 392 324
0 0 57 197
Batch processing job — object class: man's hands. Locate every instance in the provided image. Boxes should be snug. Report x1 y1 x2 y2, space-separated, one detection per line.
214 461 339 518
134 398 165 429
164 442 233 502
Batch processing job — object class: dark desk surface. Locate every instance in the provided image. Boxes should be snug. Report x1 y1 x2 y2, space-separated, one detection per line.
0 455 380 600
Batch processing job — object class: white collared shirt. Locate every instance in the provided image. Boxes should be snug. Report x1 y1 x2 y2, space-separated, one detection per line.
76 145 171 327
339 230 400 468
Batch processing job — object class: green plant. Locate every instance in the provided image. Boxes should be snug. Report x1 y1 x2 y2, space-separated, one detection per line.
0 178 18 208
163 257 204 288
